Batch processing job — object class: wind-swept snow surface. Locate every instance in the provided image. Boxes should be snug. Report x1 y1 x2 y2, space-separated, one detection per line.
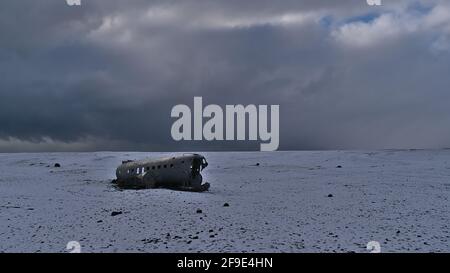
0 151 449 253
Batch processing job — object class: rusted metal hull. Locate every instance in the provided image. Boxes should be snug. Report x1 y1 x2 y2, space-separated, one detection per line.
115 154 210 192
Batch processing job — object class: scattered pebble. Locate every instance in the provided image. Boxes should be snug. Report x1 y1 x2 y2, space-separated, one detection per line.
111 211 123 216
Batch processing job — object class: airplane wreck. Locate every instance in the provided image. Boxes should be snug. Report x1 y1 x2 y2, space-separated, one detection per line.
114 154 210 192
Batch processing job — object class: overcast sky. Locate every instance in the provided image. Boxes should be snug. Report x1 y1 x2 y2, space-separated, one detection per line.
1 0 450 152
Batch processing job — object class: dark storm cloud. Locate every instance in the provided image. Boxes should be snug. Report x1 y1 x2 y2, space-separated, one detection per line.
1 0 450 151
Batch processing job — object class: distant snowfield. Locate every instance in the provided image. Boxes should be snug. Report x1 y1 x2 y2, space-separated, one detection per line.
0 150 449 253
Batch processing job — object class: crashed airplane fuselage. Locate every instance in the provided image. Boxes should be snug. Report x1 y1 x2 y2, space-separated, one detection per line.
115 154 210 192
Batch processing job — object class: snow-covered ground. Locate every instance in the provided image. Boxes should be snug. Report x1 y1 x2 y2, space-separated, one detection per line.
0 150 449 253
